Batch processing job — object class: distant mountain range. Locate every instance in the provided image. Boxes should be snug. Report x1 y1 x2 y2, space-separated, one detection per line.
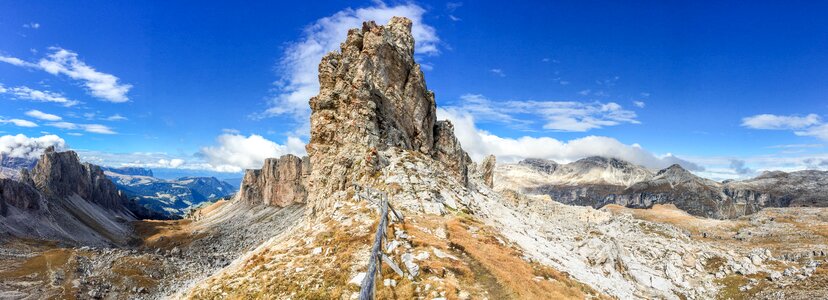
497 156 828 219
105 169 236 218
0 154 37 180
1 156 237 218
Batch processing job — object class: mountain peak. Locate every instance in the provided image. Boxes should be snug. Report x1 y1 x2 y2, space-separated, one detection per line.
518 158 559 174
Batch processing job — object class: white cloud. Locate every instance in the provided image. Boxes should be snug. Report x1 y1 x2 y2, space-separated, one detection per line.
23 22 40 29
0 56 36 67
742 113 828 141
25 110 62 121
47 122 78 130
199 134 306 172
46 122 116 134
157 158 185 168
0 48 132 103
796 124 828 140
489 68 505 77
105 114 128 121
447 94 640 132
633 101 645 108
437 108 701 170
0 134 66 159
38 48 132 102
82 124 116 134
261 2 439 123
0 84 79 106
0 118 38 127
741 113 821 130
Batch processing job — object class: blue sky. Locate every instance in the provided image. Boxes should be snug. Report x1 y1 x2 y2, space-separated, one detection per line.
1 1 827 179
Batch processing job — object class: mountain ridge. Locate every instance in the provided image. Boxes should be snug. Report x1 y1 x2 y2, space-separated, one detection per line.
499 157 828 218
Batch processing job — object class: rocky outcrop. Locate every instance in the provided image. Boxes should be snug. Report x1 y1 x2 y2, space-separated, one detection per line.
0 175 41 216
433 121 472 186
0 147 140 246
478 155 496 188
237 154 308 207
305 17 474 213
32 146 128 212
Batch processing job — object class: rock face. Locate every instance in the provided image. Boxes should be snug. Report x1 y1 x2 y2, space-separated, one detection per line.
0 174 41 216
32 147 128 212
310 19 435 154
478 155 496 188
237 154 308 207
305 17 473 212
433 120 472 186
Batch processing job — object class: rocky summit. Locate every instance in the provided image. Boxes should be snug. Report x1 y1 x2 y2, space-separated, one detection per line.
2 16 828 300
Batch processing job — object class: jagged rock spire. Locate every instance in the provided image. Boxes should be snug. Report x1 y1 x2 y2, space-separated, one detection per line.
305 17 474 212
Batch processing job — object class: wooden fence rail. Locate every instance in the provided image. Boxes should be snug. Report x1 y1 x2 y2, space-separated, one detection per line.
354 184 404 300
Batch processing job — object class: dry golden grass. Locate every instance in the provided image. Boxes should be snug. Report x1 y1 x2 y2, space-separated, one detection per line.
445 217 607 300
110 256 159 289
187 200 606 300
0 248 80 299
133 219 206 250
187 216 374 299
715 273 770 300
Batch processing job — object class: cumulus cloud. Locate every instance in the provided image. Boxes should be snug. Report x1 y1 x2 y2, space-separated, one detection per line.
0 119 38 127
0 48 132 102
0 134 66 159
0 84 79 106
25 110 62 121
46 122 116 134
437 108 701 170
199 134 306 172
633 101 645 108
741 113 821 130
261 2 439 123
489 68 505 77
23 22 40 29
446 94 640 132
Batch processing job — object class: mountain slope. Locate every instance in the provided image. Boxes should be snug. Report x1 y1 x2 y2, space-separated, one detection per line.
0 147 138 246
